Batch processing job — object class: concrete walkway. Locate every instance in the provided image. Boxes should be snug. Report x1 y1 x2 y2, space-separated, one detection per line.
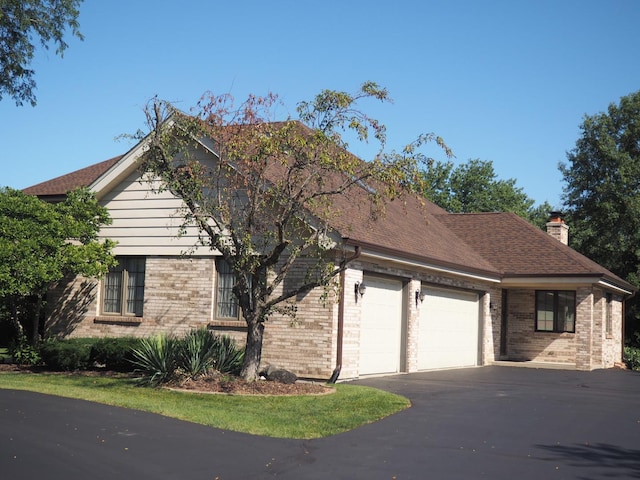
2 366 639 479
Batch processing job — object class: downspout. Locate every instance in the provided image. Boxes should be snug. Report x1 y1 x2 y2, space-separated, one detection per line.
328 245 361 384
622 299 626 364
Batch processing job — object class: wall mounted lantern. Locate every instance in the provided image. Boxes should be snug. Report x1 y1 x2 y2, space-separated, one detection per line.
355 281 366 302
415 289 425 305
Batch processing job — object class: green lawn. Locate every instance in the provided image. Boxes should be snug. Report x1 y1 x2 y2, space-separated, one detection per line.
0 372 410 439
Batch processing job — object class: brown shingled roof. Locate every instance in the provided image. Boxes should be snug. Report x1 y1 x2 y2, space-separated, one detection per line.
248 122 499 276
22 155 123 197
19 129 633 291
437 212 633 289
21 148 500 277
326 184 499 276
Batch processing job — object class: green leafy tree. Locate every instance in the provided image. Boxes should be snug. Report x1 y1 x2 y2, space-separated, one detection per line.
560 90 640 340
137 82 451 381
0 0 83 106
0 187 116 343
420 158 552 227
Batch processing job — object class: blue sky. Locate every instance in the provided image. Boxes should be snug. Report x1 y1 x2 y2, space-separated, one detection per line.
2 0 639 207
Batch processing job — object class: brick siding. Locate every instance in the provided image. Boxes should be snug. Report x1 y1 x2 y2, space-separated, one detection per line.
505 289 577 366
46 256 215 338
45 254 623 379
504 286 623 370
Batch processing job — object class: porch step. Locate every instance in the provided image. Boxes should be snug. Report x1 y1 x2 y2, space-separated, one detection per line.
491 360 577 370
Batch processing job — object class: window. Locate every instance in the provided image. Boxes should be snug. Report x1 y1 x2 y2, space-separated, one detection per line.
535 290 575 333
216 259 239 319
606 293 613 336
103 257 145 316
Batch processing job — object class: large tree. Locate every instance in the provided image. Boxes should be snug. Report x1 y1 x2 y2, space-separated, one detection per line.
420 158 552 228
0 0 83 106
560 90 640 339
0 187 115 343
137 83 451 381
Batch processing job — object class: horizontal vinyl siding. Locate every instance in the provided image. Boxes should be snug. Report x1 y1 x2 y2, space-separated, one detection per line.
99 171 214 256
108 198 188 211
100 235 203 246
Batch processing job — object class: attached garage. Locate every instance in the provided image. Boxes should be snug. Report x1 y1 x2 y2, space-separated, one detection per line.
359 276 404 375
418 286 480 370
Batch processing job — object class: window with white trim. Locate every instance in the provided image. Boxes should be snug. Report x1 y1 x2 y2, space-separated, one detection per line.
216 258 239 319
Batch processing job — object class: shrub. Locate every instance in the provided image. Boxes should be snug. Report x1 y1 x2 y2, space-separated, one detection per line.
36 337 141 372
177 328 244 377
92 337 141 372
178 328 218 377
211 334 244 375
624 346 640 371
130 335 179 387
40 338 94 371
9 335 41 366
131 329 245 386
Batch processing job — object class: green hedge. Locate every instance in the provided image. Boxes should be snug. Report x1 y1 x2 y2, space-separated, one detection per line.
624 346 640 371
40 338 94 371
91 337 142 372
39 337 142 372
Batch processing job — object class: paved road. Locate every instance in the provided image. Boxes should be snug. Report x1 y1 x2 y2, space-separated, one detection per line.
2 366 639 479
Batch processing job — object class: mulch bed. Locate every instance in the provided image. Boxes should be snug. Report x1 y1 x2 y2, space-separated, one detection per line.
0 363 334 396
168 374 333 396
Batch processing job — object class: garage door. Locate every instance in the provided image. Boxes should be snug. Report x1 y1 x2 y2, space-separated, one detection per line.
359 276 404 375
418 286 479 370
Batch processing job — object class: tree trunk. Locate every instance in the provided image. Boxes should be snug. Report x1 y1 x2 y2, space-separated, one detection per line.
30 300 42 346
240 319 265 382
9 298 24 338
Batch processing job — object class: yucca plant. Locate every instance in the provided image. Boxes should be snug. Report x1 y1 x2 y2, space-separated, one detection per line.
211 334 244 375
178 328 218 377
131 329 245 387
130 335 179 387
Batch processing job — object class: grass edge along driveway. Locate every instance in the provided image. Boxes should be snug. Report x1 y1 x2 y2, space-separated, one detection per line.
0 372 409 439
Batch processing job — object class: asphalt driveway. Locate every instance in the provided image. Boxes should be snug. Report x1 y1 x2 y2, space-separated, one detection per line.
2 366 639 479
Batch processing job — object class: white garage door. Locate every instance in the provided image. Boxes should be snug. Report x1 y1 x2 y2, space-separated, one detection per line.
418 286 479 370
359 276 404 375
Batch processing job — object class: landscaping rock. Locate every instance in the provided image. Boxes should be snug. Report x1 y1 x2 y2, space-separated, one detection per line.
260 364 298 384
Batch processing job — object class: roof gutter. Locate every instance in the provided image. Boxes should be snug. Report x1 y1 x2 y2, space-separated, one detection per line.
328 245 362 384
501 275 635 296
597 279 636 297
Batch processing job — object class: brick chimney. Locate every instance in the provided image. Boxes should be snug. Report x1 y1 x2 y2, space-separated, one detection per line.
546 211 569 245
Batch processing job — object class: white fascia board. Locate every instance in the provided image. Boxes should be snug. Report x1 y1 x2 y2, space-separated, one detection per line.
501 276 602 288
358 249 501 284
597 280 635 296
194 135 220 158
90 121 222 200
502 276 634 295
502 276 633 295
90 137 151 199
